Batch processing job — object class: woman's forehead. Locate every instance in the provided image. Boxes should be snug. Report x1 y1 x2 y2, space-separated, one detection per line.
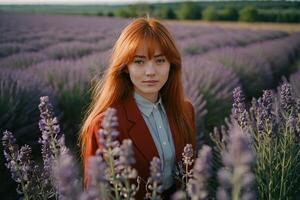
134 41 163 58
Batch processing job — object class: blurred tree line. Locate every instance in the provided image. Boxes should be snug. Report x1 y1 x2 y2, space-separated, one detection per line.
105 1 300 23
1 1 299 23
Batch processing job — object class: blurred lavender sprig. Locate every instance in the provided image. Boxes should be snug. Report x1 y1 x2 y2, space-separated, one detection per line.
53 151 81 200
38 96 67 197
187 145 213 200
217 125 256 200
98 108 120 150
97 108 122 199
2 130 39 200
146 157 163 200
172 190 187 200
116 139 139 199
98 108 139 200
80 149 109 200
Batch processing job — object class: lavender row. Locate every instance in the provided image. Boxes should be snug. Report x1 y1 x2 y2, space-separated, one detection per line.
0 13 288 61
201 32 300 98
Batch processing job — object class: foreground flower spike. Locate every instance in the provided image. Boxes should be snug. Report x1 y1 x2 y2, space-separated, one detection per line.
53 151 81 200
232 87 249 129
97 107 121 199
80 150 109 200
97 107 139 200
38 96 67 194
182 144 194 187
146 157 163 200
98 107 120 150
280 83 296 115
187 145 213 200
217 125 256 200
172 190 186 200
255 90 276 133
117 139 139 199
2 130 38 200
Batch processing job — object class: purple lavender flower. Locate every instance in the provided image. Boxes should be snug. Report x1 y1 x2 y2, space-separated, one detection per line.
88 150 108 185
2 130 39 199
117 139 139 199
98 107 120 150
116 139 136 173
3 130 21 183
172 190 187 200
96 108 122 199
181 144 195 188
232 87 249 129
53 151 81 200
280 83 296 114
38 96 67 194
81 150 109 200
187 145 213 200
97 107 140 199
146 157 164 200
217 125 256 200
255 90 276 133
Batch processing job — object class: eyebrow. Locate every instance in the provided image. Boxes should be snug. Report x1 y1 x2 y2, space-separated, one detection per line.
134 54 164 58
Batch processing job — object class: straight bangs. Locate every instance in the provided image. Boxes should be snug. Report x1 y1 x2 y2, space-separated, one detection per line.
121 26 179 69
124 34 161 64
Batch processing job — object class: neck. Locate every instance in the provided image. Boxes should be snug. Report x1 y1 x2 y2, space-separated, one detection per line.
134 90 158 103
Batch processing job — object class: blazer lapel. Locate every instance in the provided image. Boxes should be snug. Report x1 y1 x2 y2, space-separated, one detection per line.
122 94 159 163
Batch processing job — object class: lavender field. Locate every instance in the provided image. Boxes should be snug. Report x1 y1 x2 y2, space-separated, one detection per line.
1 12 300 200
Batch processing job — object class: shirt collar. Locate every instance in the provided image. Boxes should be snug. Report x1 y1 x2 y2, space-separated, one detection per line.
133 91 166 117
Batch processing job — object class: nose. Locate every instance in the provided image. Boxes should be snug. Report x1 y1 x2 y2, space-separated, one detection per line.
145 61 156 76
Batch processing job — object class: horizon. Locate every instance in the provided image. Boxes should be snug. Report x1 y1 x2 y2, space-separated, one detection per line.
0 0 184 5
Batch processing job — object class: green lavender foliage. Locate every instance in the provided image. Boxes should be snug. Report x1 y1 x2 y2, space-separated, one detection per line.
211 83 300 200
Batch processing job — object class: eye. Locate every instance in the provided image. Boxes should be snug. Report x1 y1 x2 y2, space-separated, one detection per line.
156 58 166 64
134 59 144 64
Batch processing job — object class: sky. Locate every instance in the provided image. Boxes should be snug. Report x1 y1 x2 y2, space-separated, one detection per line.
0 0 189 5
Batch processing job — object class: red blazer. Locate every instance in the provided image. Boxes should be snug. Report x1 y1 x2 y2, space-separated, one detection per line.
84 93 196 199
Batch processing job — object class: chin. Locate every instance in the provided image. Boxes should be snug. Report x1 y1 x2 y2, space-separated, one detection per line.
142 87 161 93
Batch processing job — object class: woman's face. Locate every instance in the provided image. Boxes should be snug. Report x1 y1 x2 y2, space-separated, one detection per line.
126 43 170 103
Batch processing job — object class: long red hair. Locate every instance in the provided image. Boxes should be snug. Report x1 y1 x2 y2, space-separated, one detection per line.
79 17 195 170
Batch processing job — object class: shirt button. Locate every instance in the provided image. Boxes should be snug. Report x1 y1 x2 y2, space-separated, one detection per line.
163 142 166 145
159 126 162 129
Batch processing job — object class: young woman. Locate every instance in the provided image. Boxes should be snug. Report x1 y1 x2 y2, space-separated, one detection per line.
80 17 196 199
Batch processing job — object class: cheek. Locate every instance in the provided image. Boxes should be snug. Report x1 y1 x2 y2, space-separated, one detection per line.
160 65 170 78
127 66 142 83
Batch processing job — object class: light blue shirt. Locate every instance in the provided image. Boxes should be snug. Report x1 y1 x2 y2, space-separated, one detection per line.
133 91 176 190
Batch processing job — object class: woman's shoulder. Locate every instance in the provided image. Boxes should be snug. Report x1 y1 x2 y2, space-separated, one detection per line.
94 103 125 124
92 101 128 132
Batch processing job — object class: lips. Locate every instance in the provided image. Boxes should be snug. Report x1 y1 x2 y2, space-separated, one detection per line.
143 80 159 83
